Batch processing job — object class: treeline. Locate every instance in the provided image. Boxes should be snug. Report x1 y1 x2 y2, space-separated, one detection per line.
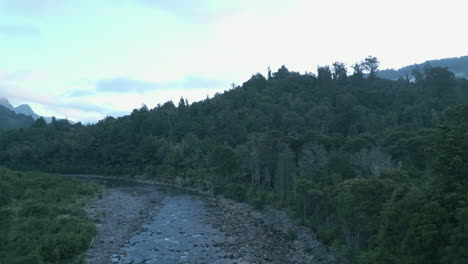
377 55 468 79
0 167 99 264
0 58 467 263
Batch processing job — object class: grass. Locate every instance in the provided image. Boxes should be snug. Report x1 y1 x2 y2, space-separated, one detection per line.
0 167 100 264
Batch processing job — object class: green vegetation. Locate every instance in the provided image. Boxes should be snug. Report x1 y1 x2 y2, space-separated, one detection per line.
0 57 467 263
0 167 99 264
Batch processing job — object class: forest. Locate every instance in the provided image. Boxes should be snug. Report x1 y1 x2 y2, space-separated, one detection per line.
0 57 467 263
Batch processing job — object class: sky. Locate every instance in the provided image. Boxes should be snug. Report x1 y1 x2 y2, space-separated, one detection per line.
0 0 467 123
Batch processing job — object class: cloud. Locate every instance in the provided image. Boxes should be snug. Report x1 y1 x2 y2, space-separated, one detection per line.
68 89 96 97
125 0 258 23
0 82 112 122
171 76 225 89
0 70 45 81
0 0 70 16
57 101 109 114
0 24 40 37
96 77 162 93
89 76 226 95
0 84 56 105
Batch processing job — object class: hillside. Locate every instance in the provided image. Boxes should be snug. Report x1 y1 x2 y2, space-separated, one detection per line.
0 105 35 130
377 55 468 79
0 61 467 263
0 97 53 122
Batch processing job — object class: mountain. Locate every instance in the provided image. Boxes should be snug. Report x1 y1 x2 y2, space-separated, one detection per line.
0 97 57 123
0 97 40 119
0 97 14 110
377 55 468 80
0 105 35 130
14 104 40 119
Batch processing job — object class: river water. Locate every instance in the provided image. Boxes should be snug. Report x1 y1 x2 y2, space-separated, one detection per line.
73 176 240 264
117 195 231 264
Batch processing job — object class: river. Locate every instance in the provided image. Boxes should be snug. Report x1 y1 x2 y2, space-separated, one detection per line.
71 176 333 264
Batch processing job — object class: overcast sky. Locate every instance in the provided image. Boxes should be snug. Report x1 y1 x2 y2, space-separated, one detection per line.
0 0 467 123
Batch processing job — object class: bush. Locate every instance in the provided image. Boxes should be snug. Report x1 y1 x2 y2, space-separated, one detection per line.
223 183 247 202
0 167 99 264
246 188 272 209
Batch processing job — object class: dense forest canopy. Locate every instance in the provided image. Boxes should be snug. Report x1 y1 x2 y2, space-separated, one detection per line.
1 57 467 263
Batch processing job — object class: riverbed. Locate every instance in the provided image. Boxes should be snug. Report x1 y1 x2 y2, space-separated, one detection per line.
74 177 333 264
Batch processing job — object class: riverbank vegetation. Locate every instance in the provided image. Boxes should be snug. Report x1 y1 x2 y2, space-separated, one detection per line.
0 58 467 263
0 167 99 264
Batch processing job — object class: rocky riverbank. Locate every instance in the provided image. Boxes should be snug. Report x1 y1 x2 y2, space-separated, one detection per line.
208 197 334 264
81 178 333 264
84 185 162 264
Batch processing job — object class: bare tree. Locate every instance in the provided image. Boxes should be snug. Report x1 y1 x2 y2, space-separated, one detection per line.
298 143 328 176
351 147 394 177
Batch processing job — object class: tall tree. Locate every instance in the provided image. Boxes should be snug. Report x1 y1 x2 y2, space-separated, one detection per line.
362 56 380 78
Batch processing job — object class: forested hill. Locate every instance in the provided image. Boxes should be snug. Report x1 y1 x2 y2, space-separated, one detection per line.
377 55 468 79
1 59 468 263
0 105 35 130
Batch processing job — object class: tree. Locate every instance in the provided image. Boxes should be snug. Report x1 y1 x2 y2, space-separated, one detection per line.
32 117 47 128
178 97 187 111
275 150 296 203
431 104 468 197
443 206 468 264
362 56 380 78
411 67 424 82
273 65 290 80
306 105 333 134
402 201 448 264
296 178 313 224
351 147 394 177
351 63 364 78
335 178 393 254
424 67 456 97
317 65 332 82
210 145 239 184
332 61 348 81
298 143 328 176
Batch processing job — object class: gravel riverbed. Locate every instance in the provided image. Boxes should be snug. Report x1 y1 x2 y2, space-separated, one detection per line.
81 179 333 264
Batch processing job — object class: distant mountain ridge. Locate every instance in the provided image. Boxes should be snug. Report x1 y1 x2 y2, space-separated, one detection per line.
0 98 14 110
0 105 35 130
0 97 52 123
14 104 40 119
377 55 468 80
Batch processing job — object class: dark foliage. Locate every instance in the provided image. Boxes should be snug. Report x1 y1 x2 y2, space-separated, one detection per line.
1 58 467 263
